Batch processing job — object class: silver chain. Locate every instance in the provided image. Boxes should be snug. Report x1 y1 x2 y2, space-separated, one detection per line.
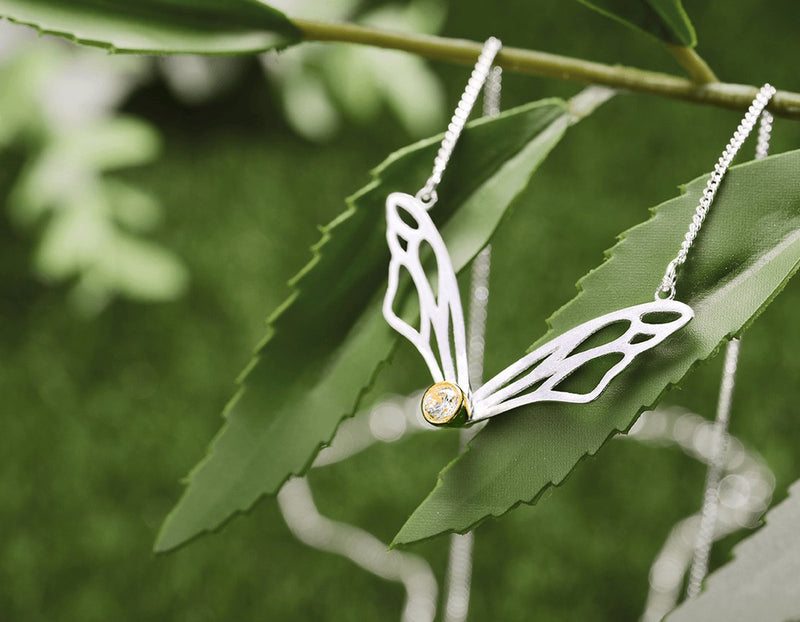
466 245 492 390
416 37 502 208
685 106 774 600
656 84 776 300
466 66 501 390
755 109 774 160
685 338 741 599
443 64 501 622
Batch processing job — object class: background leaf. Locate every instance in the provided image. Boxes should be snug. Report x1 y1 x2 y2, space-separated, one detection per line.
154 95 607 552
394 149 800 545
667 479 800 622
0 0 301 54
261 0 447 142
577 0 696 47
2 41 188 314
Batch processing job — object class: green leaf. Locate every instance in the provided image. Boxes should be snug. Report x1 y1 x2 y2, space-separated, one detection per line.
394 149 800 545
0 0 301 55
577 0 696 47
154 92 617 552
667 479 800 622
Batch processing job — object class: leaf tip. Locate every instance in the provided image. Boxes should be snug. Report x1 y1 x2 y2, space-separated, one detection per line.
152 513 188 554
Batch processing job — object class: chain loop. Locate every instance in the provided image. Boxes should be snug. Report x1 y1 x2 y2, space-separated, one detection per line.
655 84 776 299
416 37 502 208
755 110 774 161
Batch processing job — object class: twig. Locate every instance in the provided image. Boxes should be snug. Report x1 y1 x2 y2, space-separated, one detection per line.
665 44 718 83
292 19 800 119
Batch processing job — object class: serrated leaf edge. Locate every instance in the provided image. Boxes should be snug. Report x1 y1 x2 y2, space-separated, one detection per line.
0 3 302 56
392 153 800 546
156 99 576 552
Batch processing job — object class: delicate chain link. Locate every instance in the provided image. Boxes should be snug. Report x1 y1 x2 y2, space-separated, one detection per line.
685 103 774 601
416 37 502 207
466 247 492 390
655 84 776 300
465 66 501 390
481 65 502 119
755 110 774 160
443 64 501 622
685 338 741 599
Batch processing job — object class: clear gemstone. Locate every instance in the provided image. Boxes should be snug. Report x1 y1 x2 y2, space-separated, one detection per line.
422 383 463 424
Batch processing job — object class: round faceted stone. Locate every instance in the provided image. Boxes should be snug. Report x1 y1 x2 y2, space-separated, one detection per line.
421 382 467 426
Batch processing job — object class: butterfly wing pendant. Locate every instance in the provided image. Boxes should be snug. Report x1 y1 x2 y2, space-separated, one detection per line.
382 192 693 426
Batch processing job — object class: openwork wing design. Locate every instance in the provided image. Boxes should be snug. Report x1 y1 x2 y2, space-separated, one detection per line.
471 301 693 421
382 192 694 426
382 192 470 391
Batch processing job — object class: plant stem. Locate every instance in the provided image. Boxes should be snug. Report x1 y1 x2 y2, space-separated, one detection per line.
293 19 800 120
665 44 718 83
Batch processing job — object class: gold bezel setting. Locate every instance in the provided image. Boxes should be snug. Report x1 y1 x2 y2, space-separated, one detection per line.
421 382 470 426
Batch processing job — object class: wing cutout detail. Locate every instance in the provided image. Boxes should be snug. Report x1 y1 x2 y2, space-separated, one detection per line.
382 192 470 390
471 300 693 421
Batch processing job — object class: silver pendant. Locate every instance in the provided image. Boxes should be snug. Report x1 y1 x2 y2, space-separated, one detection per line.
382 192 693 426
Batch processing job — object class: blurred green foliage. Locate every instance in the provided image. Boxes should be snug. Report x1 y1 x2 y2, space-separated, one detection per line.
263 0 446 141
0 42 188 314
1 0 800 621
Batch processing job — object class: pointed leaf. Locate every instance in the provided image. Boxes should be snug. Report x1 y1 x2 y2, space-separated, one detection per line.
0 0 300 55
156 93 616 552
395 149 800 545
667 479 800 622
577 0 696 47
